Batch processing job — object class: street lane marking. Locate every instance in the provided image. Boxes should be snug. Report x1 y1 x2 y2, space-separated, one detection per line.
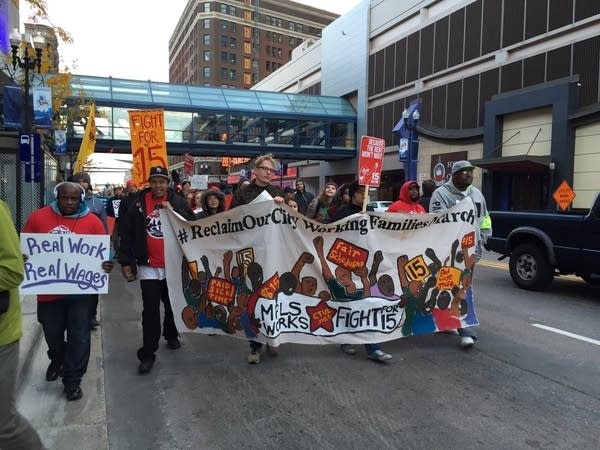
531 323 600 346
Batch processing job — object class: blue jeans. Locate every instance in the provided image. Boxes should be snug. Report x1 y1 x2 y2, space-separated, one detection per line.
138 279 178 360
364 343 381 354
37 295 91 386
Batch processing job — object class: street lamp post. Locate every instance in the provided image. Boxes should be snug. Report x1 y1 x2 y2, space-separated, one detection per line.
9 29 45 227
401 108 420 182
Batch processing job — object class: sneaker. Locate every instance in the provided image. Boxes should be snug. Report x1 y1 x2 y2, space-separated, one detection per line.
138 357 155 374
166 338 181 349
247 350 261 364
266 344 278 356
367 349 392 362
460 336 475 349
64 384 83 401
89 318 100 329
45 361 62 382
340 344 357 355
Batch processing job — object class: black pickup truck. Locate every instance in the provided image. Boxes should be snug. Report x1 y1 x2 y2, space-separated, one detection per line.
485 192 600 291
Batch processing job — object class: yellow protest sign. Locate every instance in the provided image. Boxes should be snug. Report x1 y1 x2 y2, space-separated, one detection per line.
128 109 168 186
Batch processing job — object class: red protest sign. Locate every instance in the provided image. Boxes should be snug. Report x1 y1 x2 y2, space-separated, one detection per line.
183 153 194 176
358 135 385 187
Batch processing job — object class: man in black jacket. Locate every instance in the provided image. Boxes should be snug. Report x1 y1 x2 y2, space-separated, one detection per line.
117 166 195 374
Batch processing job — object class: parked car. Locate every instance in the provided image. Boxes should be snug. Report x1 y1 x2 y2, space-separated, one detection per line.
485 192 600 290
367 201 393 212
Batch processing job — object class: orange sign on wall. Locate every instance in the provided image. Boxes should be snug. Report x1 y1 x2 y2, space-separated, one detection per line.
552 180 576 211
128 109 169 186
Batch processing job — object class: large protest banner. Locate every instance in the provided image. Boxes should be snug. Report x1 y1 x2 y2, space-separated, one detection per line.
163 198 479 346
20 234 111 295
128 109 168 186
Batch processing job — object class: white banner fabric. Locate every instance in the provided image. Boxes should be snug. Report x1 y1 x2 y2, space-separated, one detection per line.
163 198 479 346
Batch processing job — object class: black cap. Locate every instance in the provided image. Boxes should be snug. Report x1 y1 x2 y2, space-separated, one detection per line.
148 166 170 181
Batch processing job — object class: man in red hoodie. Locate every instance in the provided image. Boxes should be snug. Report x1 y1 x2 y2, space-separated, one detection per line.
386 180 426 214
23 181 114 401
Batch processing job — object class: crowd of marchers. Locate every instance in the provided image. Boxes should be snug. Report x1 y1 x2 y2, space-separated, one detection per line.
0 153 491 449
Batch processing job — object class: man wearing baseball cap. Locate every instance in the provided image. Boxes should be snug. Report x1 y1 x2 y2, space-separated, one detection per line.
429 160 492 349
117 166 195 374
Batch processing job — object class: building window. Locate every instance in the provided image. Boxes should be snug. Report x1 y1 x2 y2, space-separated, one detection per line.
266 45 271 55
203 18 210 29
296 23 303 33
221 35 228 47
222 20 228 31
221 51 228 63
266 61 271 71
203 2 210 12
203 67 210 78
229 6 236 16
203 50 211 61
229 69 236 80
203 34 210 45
220 4 227 13
230 53 236 64
289 21 295 31
221 67 228 80
230 22 236 32
230 37 237 48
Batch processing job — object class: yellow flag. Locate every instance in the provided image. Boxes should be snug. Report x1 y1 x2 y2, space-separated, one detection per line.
73 105 96 172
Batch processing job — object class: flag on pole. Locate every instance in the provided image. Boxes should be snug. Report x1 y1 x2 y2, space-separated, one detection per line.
73 105 96 172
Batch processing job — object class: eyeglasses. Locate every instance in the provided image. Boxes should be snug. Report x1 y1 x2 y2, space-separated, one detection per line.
257 166 275 173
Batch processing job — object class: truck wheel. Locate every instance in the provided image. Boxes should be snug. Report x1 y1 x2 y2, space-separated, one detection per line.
509 244 554 291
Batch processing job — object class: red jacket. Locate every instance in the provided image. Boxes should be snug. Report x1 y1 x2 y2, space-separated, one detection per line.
386 181 426 214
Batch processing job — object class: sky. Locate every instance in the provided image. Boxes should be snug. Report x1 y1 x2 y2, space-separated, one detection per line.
21 0 363 82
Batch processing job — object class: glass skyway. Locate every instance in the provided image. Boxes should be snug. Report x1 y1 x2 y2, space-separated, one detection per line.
64 75 357 160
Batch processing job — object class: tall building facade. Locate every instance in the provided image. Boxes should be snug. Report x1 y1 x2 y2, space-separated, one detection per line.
254 0 600 211
169 0 338 88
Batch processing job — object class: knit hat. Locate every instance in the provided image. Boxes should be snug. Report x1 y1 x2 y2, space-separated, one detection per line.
126 180 137 188
451 160 476 175
348 180 364 197
72 172 91 184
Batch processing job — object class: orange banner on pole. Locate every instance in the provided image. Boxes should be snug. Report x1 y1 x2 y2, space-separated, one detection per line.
128 109 168 186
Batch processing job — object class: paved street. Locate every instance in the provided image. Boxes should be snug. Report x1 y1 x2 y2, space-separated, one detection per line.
17 258 600 449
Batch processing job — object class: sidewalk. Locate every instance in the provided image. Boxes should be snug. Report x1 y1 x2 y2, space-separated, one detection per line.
16 295 108 450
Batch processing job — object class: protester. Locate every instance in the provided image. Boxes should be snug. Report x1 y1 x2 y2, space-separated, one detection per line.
72 172 109 329
329 180 391 362
193 190 204 215
324 182 350 222
294 179 314 214
285 194 299 211
230 154 285 364
306 181 337 222
117 166 196 374
23 182 114 401
429 160 492 349
106 185 124 256
387 180 426 213
197 189 226 218
0 199 46 448
418 179 437 212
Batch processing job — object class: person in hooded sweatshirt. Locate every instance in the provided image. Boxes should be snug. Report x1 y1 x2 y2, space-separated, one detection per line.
196 189 226 219
386 180 426 214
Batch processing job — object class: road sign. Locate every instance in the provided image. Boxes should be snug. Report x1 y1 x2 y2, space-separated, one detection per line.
19 132 42 182
552 180 576 211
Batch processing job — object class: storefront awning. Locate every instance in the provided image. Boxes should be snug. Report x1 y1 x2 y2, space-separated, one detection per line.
470 155 552 173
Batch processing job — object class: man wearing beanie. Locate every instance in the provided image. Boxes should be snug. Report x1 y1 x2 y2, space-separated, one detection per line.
324 179 392 363
429 160 492 349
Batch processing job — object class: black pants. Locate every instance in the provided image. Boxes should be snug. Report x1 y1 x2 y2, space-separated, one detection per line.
37 295 91 386
249 340 262 351
137 279 178 360
89 293 99 320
